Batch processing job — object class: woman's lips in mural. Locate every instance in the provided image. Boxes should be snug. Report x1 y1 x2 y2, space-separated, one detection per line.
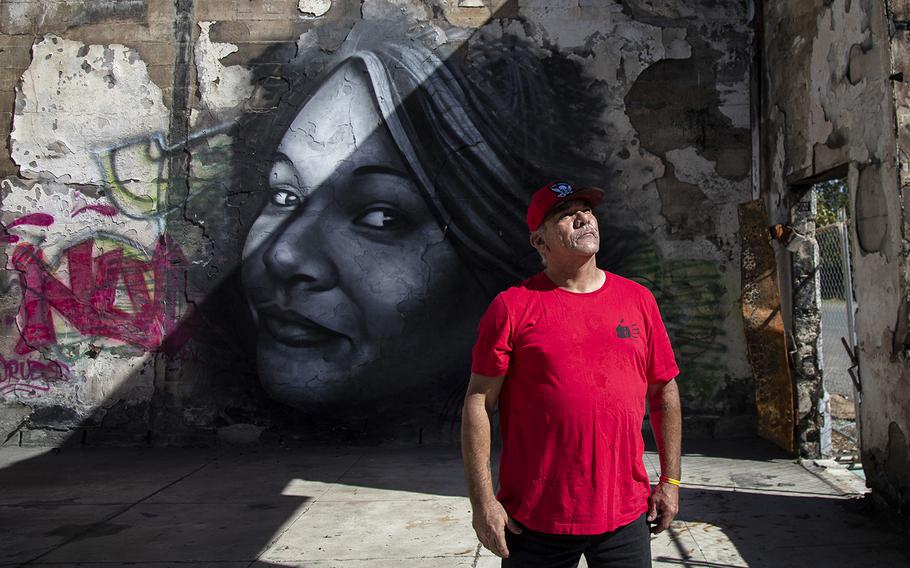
259 306 346 347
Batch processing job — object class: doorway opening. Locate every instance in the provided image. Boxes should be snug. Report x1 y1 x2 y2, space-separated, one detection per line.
813 178 860 466
787 165 858 458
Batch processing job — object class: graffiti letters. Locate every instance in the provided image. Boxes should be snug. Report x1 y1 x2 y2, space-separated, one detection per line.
0 128 229 398
10 235 188 355
0 355 71 395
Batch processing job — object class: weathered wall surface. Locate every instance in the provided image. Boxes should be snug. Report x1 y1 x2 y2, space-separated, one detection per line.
763 0 910 515
875 0 910 520
1 0 755 446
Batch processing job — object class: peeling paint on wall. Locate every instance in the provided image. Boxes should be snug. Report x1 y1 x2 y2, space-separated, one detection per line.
193 22 255 124
299 0 333 18
10 35 169 185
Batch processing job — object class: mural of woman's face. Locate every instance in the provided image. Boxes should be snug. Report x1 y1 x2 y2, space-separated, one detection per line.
242 61 483 413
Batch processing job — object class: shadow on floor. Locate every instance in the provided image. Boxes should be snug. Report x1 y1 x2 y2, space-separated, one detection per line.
2 438 909 567
667 486 908 567
0 443 475 566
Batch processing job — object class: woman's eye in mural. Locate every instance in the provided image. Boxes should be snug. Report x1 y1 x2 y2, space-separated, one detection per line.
354 205 407 230
269 188 301 208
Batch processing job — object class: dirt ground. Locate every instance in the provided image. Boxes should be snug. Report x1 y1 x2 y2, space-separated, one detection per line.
830 393 858 458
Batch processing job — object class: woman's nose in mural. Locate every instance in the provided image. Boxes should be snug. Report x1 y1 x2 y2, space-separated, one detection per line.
261 209 339 293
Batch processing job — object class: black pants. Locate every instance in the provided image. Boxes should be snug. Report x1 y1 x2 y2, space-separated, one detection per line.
501 514 651 568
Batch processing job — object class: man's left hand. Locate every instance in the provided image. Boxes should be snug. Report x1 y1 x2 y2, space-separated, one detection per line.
647 481 679 534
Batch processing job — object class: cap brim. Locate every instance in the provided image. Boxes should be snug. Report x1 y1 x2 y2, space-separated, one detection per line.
573 187 604 206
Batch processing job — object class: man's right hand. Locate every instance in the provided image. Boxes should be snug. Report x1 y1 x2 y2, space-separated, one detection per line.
471 499 523 558
462 374 514 557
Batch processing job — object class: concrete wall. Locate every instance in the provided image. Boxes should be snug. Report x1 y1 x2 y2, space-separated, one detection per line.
762 0 910 515
0 0 756 445
871 0 910 520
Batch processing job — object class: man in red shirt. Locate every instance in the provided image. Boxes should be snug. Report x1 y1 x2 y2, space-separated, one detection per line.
462 181 682 567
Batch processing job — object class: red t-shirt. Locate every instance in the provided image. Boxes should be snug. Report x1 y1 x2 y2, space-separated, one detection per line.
471 270 679 535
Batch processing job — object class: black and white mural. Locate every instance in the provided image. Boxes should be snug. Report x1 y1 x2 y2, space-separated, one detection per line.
1 2 753 444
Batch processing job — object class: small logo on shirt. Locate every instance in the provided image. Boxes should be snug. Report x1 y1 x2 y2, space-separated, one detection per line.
616 320 641 339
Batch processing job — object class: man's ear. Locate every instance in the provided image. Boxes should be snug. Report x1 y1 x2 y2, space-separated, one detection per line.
529 230 545 251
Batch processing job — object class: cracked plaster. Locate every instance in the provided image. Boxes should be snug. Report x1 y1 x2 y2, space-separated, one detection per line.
192 22 256 125
10 35 169 185
299 0 333 18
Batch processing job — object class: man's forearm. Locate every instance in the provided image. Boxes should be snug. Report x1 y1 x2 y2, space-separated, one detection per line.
462 393 497 506
648 379 682 479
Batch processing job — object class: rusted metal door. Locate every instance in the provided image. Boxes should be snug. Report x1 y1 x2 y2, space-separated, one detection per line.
739 199 796 453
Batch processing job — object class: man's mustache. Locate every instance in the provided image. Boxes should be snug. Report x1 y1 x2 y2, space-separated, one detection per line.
574 226 598 238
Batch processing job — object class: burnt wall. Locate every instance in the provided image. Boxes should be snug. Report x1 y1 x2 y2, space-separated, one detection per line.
0 0 756 446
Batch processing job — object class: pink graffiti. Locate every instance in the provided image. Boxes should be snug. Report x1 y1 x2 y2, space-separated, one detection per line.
71 205 118 218
8 213 54 229
2 213 55 245
11 235 189 355
0 354 71 395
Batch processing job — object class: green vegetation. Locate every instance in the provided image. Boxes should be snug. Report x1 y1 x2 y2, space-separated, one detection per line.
814 178 849 227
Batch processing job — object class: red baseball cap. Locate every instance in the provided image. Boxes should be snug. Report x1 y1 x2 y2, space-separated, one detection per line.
526 181 604 231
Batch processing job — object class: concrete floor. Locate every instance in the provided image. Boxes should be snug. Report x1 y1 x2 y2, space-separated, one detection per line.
1 438 906 568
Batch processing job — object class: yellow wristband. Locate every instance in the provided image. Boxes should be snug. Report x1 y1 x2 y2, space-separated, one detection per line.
659 476 681 486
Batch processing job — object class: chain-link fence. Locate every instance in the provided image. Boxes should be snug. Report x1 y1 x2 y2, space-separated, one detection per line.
817 218 856 399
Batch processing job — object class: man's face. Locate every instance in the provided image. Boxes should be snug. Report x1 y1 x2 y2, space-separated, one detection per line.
533 199 600 262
